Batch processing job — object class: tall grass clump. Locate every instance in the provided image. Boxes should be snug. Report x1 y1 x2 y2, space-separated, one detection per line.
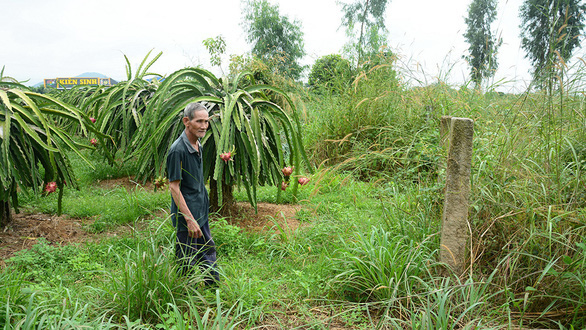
1 290 126 329
330 226 437 302
97 234 206 324
380 275 503 329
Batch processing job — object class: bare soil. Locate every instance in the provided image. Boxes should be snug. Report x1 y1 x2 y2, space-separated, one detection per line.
0 177 304 264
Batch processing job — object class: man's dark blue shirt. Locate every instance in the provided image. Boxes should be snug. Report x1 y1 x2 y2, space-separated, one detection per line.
167 131 209 232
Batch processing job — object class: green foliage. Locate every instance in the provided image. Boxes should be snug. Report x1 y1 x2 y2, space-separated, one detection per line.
242 0 306 79
519 0 586 85
308 54 354 93
155 292 247 330
304 54 441 182
463 0 502 89
100 236 202 324
0 270 29 326
1 290 127 329
210 218 248 257
84 187 168 232
227 55 305 99
203 35 227 69
382 276 501 329
69 146 138 185
338 0 391 64
55 51 162 164
91 52 161 155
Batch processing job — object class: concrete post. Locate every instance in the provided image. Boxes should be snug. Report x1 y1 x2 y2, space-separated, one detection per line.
440 117 474 275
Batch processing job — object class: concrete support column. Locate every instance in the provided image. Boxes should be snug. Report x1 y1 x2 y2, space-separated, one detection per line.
440 117 474 275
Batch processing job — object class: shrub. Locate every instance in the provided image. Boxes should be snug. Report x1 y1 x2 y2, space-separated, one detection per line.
308 54 353 93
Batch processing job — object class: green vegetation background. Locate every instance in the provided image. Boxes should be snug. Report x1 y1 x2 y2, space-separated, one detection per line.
2 54 586 329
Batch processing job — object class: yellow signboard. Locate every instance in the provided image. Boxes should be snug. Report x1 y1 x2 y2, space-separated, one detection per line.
44 77 114 89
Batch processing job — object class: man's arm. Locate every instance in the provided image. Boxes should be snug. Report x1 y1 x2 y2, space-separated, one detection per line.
169 180 202 238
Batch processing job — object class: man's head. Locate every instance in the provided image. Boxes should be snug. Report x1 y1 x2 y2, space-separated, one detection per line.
183 102 209 140
183 102 208 120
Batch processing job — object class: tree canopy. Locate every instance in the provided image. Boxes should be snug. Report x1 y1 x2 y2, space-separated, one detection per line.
519 0 586 85
339 0 391 65
241 0 306 80
463 0 502 89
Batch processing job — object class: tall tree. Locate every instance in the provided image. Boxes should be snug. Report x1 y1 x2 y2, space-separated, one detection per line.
519 0 586 85
463 0 502 89
339 0 391 65
242 0 306 80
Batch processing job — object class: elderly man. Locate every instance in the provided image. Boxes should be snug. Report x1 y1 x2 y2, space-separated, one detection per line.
167 102 219 284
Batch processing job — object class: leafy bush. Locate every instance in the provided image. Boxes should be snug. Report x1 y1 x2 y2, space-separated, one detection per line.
308 54 353 93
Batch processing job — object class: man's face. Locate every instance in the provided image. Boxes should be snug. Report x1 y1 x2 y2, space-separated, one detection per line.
184 109 209 139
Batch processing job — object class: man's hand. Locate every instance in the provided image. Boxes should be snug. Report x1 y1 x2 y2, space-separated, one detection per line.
169 180 203 239
187 218 202 238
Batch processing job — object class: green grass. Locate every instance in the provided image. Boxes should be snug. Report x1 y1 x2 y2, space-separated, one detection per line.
5 160 586 328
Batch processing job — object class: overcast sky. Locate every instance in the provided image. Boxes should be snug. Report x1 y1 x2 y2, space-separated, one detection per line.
2 0 583 93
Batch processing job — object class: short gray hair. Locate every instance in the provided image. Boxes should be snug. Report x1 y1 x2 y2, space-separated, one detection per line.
183 102 208 120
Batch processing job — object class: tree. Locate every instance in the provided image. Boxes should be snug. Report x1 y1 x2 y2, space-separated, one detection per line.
519 0 586 86
242 0 306 80
339 0 391 65
463 0 502 89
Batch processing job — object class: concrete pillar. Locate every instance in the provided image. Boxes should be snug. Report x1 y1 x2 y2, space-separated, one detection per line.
440 117 474 275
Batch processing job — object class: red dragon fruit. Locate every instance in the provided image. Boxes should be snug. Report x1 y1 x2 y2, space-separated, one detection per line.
298 177 310 186
220 152 232 162
44 181 57 194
